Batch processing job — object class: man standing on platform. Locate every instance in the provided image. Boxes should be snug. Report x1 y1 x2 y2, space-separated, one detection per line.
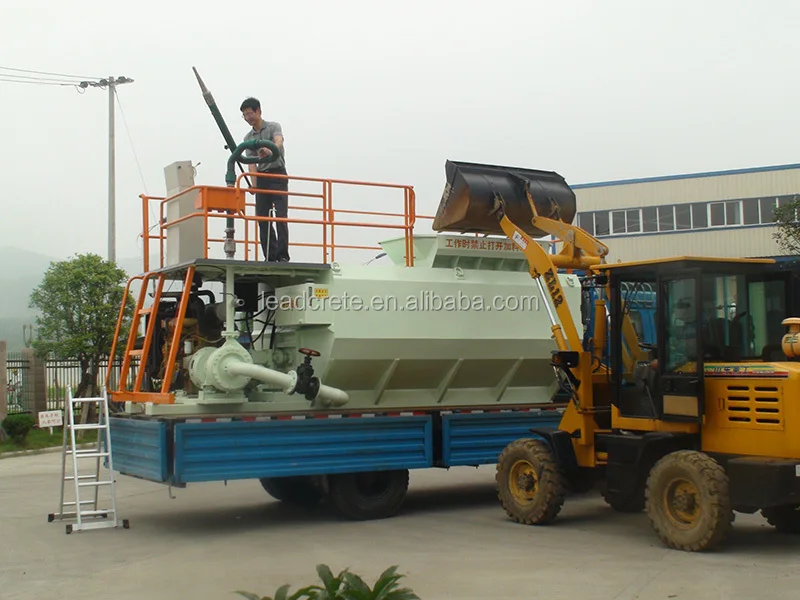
240 97 290 262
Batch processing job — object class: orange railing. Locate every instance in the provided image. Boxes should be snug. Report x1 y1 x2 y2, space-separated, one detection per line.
138 172 428 273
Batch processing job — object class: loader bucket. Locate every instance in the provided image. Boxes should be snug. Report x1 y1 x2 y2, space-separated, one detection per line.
432 160 577 237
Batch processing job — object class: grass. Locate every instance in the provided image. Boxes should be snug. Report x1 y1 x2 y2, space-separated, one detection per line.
0 427 98 455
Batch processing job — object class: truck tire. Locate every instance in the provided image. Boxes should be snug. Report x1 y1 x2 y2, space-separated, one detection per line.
327 470 409 520
496 438 566 525
761 505 800 533
259 477 323 507
645 450 733 552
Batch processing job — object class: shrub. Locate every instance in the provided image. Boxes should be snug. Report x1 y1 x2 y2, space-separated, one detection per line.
235 564 420 600
2 413 37 443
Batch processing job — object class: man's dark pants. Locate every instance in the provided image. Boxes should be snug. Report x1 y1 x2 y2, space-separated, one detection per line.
254 167 290 261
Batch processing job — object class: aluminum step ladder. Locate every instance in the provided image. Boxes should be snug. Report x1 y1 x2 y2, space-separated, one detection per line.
47 388 129 534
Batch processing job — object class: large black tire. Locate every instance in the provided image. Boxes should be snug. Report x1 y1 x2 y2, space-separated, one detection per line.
496 438 566 525
259 476 323 507
645 450 734 552
761 505 800 533
327 470 409 520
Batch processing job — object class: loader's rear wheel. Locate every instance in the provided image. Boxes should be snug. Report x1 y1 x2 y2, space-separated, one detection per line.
496 438 566 525
327 469 409 520
645 450 733 552
761 505 800 533
259 476 323 507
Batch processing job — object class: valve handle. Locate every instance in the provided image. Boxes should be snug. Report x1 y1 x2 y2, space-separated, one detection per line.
299 348 320 358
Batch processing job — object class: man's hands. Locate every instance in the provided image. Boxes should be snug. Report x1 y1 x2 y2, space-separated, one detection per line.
257 147 273 159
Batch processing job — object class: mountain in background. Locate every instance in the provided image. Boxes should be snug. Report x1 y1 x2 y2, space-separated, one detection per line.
0 246 153 352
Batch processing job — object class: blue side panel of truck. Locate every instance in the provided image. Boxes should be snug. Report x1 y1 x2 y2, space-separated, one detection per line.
108 418 168 482
441 410 564 467
171 416 433 484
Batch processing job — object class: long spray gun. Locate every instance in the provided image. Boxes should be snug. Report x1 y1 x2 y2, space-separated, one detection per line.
191 67 278 258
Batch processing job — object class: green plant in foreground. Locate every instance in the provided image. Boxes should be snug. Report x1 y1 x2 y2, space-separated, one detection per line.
235 564 420 600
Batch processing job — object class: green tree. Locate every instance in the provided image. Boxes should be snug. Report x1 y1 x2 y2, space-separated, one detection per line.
29 253 134 400
773 196 800 254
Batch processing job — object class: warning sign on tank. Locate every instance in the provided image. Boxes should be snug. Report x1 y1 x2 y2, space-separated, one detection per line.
443 237 521 251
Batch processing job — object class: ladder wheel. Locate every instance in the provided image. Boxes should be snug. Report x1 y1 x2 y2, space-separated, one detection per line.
123 519 130 529
65 524 73 535
47 513 55 523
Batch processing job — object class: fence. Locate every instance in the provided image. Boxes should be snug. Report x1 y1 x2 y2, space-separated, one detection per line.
2 352 137 417
5 352 35 415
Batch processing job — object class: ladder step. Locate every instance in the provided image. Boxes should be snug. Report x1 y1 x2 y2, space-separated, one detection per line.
76 509 116 517
138 307 152 315
67 451 109 458
63 500 98 506
71 398 105 404
71 424 107 431
65 475 98 481
128 349 144 357
78 481 113 487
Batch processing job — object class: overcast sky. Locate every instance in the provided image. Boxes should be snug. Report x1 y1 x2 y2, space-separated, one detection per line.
2 0 799 265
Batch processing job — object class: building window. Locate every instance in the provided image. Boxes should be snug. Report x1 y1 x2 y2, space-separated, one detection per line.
691 202 707 228
611 210 626 234
675 204 691 230
760 197 777 223
743 198 760 225
658 205 675 231
578 212 595 235
626 209 641 233
709 200 741 227
594 211 610 236
577 192 800 238
726 201 741 225
642 207 658 232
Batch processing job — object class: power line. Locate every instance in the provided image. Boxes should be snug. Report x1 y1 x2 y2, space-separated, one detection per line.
0 76 83 88
114 87 150 194
0 65 101 80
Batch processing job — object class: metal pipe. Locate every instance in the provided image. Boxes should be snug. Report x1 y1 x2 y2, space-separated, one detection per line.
225 266 235 338
225 362 350 406
226 362 296 393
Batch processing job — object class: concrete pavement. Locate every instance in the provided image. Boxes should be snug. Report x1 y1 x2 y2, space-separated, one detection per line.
1 452 799 600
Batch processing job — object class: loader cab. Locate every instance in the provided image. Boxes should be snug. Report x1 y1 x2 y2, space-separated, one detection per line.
601 257 791 424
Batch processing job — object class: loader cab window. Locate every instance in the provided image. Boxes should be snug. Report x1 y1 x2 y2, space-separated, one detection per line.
701 274 787 362
663 280 699 373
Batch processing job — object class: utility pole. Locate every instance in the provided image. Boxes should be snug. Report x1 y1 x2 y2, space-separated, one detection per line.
79 75 134 264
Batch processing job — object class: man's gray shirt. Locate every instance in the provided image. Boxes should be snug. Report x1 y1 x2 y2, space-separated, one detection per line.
243 120 286 172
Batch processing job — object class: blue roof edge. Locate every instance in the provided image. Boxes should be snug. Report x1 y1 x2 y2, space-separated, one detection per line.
571 162 800 190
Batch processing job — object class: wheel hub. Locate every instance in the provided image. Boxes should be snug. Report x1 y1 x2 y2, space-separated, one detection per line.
665 479 701 526
509 460 538 503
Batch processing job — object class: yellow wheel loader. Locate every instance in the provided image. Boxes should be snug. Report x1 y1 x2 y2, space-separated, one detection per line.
434 160 800 552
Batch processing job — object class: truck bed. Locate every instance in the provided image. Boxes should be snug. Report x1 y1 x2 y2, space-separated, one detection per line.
108 406 565 485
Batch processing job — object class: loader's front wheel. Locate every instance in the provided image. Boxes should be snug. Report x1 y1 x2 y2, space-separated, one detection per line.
645 450 733 552
761 505 800 534
496 438 566 525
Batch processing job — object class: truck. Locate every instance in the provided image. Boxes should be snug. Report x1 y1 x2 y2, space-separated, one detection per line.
103 157 597 520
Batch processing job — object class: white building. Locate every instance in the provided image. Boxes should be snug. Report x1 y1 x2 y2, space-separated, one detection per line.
570 163 800 263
